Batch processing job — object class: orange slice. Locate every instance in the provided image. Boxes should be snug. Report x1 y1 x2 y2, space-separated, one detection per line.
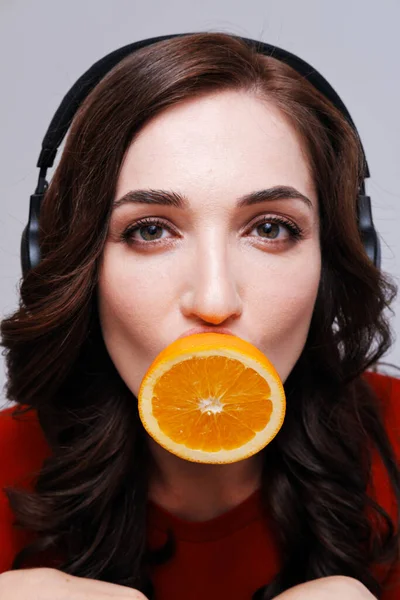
138 333 286 464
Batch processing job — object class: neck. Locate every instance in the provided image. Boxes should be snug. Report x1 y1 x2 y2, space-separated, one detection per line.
146 434 263 521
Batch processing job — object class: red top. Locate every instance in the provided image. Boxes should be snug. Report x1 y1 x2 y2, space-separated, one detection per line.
1 370 400 599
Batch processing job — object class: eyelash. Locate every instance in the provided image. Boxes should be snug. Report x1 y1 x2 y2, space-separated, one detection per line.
121 215 305 247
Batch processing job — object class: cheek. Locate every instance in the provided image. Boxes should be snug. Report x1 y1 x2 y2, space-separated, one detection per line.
97 248 175 356
98 268 156 339
257 276 319 333
253 256 321 380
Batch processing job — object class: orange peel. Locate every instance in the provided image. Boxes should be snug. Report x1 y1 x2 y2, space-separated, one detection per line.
138 333 286 464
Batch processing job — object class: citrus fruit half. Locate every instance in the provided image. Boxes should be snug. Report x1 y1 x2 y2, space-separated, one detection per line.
138 333 286 464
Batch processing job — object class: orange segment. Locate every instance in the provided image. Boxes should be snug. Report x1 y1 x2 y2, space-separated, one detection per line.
138 333 286 464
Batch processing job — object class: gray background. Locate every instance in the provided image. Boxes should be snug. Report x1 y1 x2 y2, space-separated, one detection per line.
1 0 399 408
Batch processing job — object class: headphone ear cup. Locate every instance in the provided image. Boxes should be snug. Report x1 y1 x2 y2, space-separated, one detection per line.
375 235 381 270
21 191 43 277
357 193 381 270
20 223 31 277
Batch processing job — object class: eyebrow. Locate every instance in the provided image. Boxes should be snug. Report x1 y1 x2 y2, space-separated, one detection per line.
113 185 314 211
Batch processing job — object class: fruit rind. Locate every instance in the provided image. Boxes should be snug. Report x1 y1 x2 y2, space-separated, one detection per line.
138 334 286 464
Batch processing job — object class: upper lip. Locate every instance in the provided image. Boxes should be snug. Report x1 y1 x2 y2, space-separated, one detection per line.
178 326 235 339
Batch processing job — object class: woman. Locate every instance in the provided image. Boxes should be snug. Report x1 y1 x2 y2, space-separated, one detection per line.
0 31 399 599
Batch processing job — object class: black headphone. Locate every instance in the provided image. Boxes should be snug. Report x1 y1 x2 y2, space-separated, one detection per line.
20 32 381 277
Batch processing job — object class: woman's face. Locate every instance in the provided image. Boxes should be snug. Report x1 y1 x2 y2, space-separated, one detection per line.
98 90 321 397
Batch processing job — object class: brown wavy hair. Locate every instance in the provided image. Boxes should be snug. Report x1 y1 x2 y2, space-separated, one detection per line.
1 32 400 599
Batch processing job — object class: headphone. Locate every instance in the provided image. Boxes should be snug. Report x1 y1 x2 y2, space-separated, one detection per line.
20 32 381 277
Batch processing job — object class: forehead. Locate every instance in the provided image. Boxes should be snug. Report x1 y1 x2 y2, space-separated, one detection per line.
115 90 317 212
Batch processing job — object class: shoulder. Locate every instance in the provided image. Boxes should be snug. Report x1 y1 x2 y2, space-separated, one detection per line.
361 371 400 597
362 370 400 453
0 405 51 573
362 372 400 543
0 405 51 488
363 369 400 400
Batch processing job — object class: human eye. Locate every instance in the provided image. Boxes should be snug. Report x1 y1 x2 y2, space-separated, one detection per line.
121 217 177 247
120 214 305 249
246 215 305 245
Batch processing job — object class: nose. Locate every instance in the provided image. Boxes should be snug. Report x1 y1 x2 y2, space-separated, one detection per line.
180 241 243 326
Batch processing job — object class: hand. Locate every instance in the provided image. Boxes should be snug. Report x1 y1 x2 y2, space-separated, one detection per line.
0 567 148 599
273 575 376 599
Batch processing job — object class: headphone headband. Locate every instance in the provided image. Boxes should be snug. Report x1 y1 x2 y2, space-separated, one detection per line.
37 32 370 179
22 32 380 275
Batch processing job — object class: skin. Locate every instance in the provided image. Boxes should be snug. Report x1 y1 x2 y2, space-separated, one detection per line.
0 569 375 599
97 89 321 521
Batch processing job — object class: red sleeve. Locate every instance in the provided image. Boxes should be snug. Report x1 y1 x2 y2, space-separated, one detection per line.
0 406 50 573
363 371 400 599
